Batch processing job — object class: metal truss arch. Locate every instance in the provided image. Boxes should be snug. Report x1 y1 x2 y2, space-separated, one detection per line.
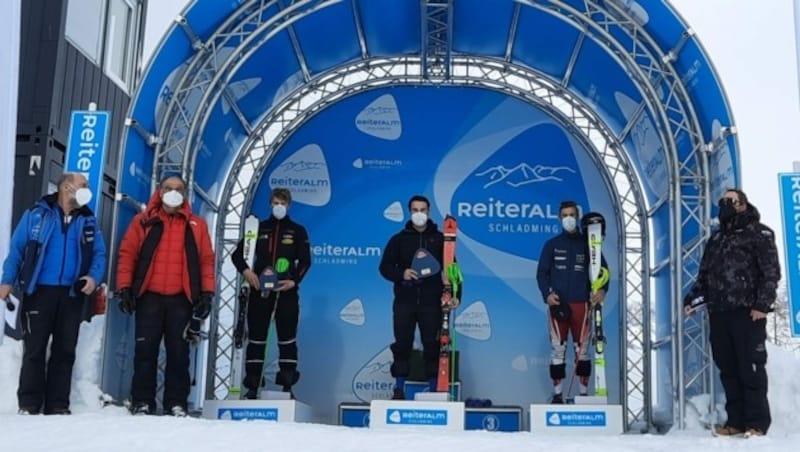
154 0 345 182
145 0 725 431
204 56 652 429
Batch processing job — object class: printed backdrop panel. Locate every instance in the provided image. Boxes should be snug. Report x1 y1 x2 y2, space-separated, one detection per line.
241 86 621 423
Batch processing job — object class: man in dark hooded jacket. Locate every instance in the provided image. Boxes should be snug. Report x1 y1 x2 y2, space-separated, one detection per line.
379 195 445 400
684 189 781 438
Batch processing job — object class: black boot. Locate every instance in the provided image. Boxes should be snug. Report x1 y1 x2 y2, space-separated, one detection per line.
243 388 259 400
282 385 295 400
551 393 564 404
130 402 151 415
391 388 405 400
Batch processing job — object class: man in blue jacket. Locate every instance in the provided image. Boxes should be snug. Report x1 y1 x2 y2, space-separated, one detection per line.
536 201 608 403
0 173 106 415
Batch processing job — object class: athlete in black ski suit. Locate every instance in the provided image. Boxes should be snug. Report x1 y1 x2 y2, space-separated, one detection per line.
231 188 311 399
684 189 781 436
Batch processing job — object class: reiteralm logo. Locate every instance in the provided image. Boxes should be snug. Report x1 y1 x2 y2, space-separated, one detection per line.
355 94 402 140
154 46 260 134
339 298 365 326
454 301 491 341
269 143 331 206
352 347 395 402
615 91 668 200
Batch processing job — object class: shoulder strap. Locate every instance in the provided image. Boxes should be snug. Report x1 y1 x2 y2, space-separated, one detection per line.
131 217 164 296
184 219 201 302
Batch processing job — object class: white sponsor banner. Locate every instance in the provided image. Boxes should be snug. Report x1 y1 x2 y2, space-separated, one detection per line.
0 0 21 266
796 0 800 105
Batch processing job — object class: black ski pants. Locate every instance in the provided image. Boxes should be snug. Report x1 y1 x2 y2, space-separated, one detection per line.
130 292 192 412
709 308 771 433
390 301 442 379
243 289 300 390
18 285 84 414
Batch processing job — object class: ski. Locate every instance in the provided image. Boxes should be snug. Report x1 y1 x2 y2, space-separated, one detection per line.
437 215 460 396
585 212 610 400
228 214 260 399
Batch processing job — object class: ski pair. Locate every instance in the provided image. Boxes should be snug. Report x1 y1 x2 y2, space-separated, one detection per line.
228 215 260 400
585 214 609 400
436 215 463 398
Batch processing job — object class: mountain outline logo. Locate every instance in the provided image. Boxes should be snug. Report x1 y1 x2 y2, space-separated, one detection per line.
475 163 576 189
275 160 327 173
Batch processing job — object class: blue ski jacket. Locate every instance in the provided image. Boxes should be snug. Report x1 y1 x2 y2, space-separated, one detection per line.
1 193 106 297
536 231 609 303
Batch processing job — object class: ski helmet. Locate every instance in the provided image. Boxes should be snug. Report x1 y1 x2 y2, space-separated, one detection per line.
581 211 606 236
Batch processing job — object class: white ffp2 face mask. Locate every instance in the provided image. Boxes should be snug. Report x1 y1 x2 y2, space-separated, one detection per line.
162 190 184 208
411 212 428 227
561 216 577 232
272 204 287 220
74 188 92 207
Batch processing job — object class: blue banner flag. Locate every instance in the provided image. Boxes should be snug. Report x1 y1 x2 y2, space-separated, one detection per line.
65 110 110 215
779 173 800 337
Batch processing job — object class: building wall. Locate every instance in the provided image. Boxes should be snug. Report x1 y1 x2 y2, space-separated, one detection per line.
14 0 145 244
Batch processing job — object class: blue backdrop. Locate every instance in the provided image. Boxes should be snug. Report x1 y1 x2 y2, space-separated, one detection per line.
236 86 621 423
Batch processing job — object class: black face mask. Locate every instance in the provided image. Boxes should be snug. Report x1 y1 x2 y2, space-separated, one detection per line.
718 198 737 224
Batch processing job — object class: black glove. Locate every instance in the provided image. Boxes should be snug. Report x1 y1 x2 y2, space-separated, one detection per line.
73 278 88 295
183 316 203 345
118 288 135 315
194 292 213 320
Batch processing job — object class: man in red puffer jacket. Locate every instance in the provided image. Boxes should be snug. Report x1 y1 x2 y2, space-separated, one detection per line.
116 175 215 416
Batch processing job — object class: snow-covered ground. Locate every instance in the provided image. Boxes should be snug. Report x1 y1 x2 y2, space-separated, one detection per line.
1 316 798 452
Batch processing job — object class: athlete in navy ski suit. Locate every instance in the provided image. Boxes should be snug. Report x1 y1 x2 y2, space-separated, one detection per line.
537 201 608 403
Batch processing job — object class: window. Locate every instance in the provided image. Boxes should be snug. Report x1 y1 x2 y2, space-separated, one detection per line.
65 0 106 63
66 0 141 91
104 0 136 87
